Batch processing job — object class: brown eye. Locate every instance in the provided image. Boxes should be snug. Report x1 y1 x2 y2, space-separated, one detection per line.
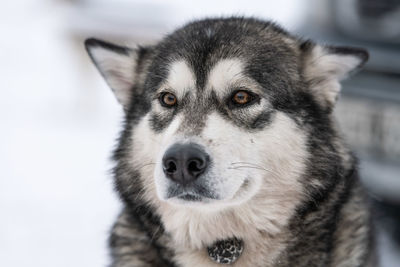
160 92 177 107
232 90 251 105
229 90 259 108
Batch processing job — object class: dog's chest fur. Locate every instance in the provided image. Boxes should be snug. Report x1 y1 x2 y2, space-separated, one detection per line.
158 193 298 267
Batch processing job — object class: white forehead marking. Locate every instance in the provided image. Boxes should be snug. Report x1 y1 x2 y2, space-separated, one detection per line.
207 58 244 95
165 60 196 97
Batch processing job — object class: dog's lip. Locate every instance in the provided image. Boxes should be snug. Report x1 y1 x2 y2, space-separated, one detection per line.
176 193 203 201
166 183 218 201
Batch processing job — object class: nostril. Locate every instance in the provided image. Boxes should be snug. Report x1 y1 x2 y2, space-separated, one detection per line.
188 159 201 171
187 158 206 176
164 159 177 174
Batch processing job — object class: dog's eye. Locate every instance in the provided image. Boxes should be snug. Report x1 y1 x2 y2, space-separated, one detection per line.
230 90 257 107
160 92 177 107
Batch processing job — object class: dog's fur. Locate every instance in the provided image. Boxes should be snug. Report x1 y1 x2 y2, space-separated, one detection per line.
85 17 375 267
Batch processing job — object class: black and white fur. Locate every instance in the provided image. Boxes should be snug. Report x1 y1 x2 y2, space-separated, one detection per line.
85 17 375 267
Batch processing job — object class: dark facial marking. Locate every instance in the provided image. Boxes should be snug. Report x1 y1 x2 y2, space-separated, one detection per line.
250 110 274 129
177 90 220 135
149 110 177 133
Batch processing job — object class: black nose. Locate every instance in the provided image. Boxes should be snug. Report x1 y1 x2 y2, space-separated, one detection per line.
162 144 210 185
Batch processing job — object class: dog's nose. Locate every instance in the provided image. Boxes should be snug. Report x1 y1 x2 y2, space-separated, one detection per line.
162 144 210 185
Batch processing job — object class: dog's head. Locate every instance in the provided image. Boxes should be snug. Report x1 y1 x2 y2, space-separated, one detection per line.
85 18 367 212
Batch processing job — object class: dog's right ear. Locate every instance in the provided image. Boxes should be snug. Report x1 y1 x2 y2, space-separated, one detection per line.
85 38 142 108
300 41 368 111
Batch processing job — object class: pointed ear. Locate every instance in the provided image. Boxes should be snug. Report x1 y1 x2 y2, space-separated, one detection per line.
301 41 368 110
85 38 138 108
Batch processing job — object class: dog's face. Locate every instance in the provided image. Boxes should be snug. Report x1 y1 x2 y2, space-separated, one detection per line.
133 56 306 209
85 18 367 212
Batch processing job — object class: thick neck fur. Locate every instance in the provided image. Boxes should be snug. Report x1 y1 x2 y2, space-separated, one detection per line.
154 185 299 267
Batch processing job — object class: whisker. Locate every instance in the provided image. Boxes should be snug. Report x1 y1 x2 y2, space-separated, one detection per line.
230 162 280 174
228 165 280 178
231 161 263 166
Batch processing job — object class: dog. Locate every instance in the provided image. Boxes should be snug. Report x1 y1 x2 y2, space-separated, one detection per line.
85 17 375 267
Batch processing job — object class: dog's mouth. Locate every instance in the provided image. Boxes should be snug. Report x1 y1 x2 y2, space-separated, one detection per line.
164 182 256 210
176 193 203 202
164 180 253 204
165 183 218 203
167 191 215 206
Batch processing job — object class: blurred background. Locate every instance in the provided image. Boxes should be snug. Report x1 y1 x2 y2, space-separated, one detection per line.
0 0 399 266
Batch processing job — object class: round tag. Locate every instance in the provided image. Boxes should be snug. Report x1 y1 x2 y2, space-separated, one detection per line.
207 237 244 265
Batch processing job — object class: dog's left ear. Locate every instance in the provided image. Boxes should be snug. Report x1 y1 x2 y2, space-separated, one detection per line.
85 38 145 109
301 42 368 110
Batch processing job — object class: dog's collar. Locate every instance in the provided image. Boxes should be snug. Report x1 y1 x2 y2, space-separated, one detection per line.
207 237 243 264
